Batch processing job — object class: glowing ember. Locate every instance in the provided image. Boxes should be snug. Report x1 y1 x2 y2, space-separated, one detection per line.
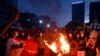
44 33 70 56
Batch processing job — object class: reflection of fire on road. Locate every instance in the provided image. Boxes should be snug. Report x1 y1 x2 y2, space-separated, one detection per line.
44 33 70 56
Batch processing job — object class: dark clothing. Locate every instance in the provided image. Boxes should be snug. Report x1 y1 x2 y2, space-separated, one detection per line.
77 37 86 51
86 48 96 56
68 38 75 48
96 35 100 49
38 48 44 56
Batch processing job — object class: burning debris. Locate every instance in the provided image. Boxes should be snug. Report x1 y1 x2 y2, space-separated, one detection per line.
44 33 70 56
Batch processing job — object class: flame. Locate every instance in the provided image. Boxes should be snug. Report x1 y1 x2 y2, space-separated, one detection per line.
58 53 62 56
44 33 70 56
44 40 58 53
59 33 70 54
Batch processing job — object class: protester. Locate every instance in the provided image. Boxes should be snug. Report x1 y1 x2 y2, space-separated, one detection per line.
86 30 98 56
68 32 75 56
6 30 24 56
21 33 38 56
19 31 26 40
37 32 45 56
77 31 86 56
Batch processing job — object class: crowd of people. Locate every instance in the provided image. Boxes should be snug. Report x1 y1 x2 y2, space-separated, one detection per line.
4 29 38 56
67 29 100 56
0 27 100 56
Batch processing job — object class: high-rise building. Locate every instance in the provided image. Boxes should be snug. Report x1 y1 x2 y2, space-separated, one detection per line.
90 1 100 24
72 1 85 24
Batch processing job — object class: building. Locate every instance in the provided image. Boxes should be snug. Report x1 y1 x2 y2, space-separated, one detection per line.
90 1 100 24
72 1 85 24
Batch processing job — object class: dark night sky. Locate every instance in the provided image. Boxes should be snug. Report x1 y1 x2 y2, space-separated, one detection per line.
18 0 99 27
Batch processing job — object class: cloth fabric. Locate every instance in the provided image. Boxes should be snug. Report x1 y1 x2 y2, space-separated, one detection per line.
6 38 23 56
77 37 86 51
21 39 38 56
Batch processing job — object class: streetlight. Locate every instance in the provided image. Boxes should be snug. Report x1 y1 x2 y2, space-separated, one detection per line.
39 20 43 24
47 24 50 28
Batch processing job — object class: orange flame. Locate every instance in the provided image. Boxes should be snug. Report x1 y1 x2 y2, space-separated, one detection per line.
58 53 62 56
44 33 70 56
44 40 58 53
59 33 70 54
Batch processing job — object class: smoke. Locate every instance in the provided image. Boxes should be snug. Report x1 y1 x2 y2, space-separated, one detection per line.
27 0 61 15
18 0 71 27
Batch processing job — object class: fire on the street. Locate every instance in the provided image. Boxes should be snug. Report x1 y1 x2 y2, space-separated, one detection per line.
44 41 58 53
44 33 70 56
